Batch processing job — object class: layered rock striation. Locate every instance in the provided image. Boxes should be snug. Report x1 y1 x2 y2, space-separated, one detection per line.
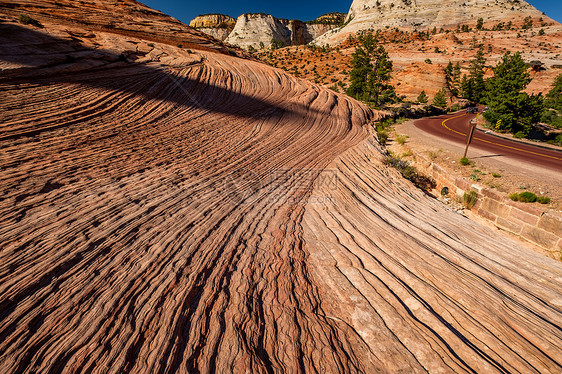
189 14 236 41
1 1 562 373
0 0 239 55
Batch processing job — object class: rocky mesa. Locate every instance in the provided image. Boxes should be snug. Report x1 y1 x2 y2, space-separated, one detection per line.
315 0 555 45
189 13 236 42
194 13 343 49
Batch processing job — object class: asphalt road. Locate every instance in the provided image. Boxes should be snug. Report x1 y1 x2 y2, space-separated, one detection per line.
414 111 562 172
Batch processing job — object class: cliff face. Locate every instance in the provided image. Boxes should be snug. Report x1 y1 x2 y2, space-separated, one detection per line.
189 14 236 29
196 27 232 41
316 0 554 45
225 14 292 49
189 14 235 41
305 24 337 41
220 14 340 50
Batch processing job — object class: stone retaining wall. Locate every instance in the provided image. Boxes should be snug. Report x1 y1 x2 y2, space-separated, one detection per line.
416 156 562 258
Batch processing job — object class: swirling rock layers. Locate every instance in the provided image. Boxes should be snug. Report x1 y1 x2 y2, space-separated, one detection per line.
1 3 562 374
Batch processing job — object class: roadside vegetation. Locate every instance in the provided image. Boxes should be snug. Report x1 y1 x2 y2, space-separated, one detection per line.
483 52 543 136
509 191 551 204
542 74 562 145
383 154 436 192
463 191 478 209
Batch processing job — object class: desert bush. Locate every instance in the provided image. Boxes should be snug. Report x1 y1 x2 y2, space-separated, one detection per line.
518 191 537 202
19 14 42 27
383 156 436 191
463 191 478 209
537 196 551 204
492 173 501 178
510 191 539 203
377 130 389 145
396 135 408 145
522 16 533 30
460 157 470 166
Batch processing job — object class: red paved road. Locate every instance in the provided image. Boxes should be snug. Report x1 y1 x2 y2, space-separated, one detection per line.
414 111 562 172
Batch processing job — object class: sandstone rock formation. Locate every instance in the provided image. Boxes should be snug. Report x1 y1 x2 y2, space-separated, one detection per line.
0 0 240 56
189 14 236 41
315 12 346 24
189 13 236 29
1 1 562 373
220 13 339 50
225 14 290 49
316 0 556 45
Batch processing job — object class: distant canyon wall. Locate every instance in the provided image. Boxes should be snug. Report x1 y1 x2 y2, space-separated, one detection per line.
190 13 341 49
189 0 558 49
316 0 554 45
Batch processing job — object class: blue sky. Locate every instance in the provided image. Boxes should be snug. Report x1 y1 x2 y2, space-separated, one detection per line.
139 0 561 24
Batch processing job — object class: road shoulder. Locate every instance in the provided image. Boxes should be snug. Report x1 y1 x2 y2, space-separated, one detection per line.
387 119 562 259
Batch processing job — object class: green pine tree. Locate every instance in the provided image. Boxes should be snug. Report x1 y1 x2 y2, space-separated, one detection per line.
545 73 562 110
347 32 397 106
444 62 453 88
476 17 484 30
347 39 372 101
483 51 544 134
445 61 462 97
542 74 562 128
467 47 486 102
452 62 462 95
417 90 428 104
460 74 471 99
432 88 448 108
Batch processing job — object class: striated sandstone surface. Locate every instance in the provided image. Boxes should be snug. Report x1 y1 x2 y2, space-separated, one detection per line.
315 0 556 45
195 27 231 42
0 0 241 55
1 1 562 373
